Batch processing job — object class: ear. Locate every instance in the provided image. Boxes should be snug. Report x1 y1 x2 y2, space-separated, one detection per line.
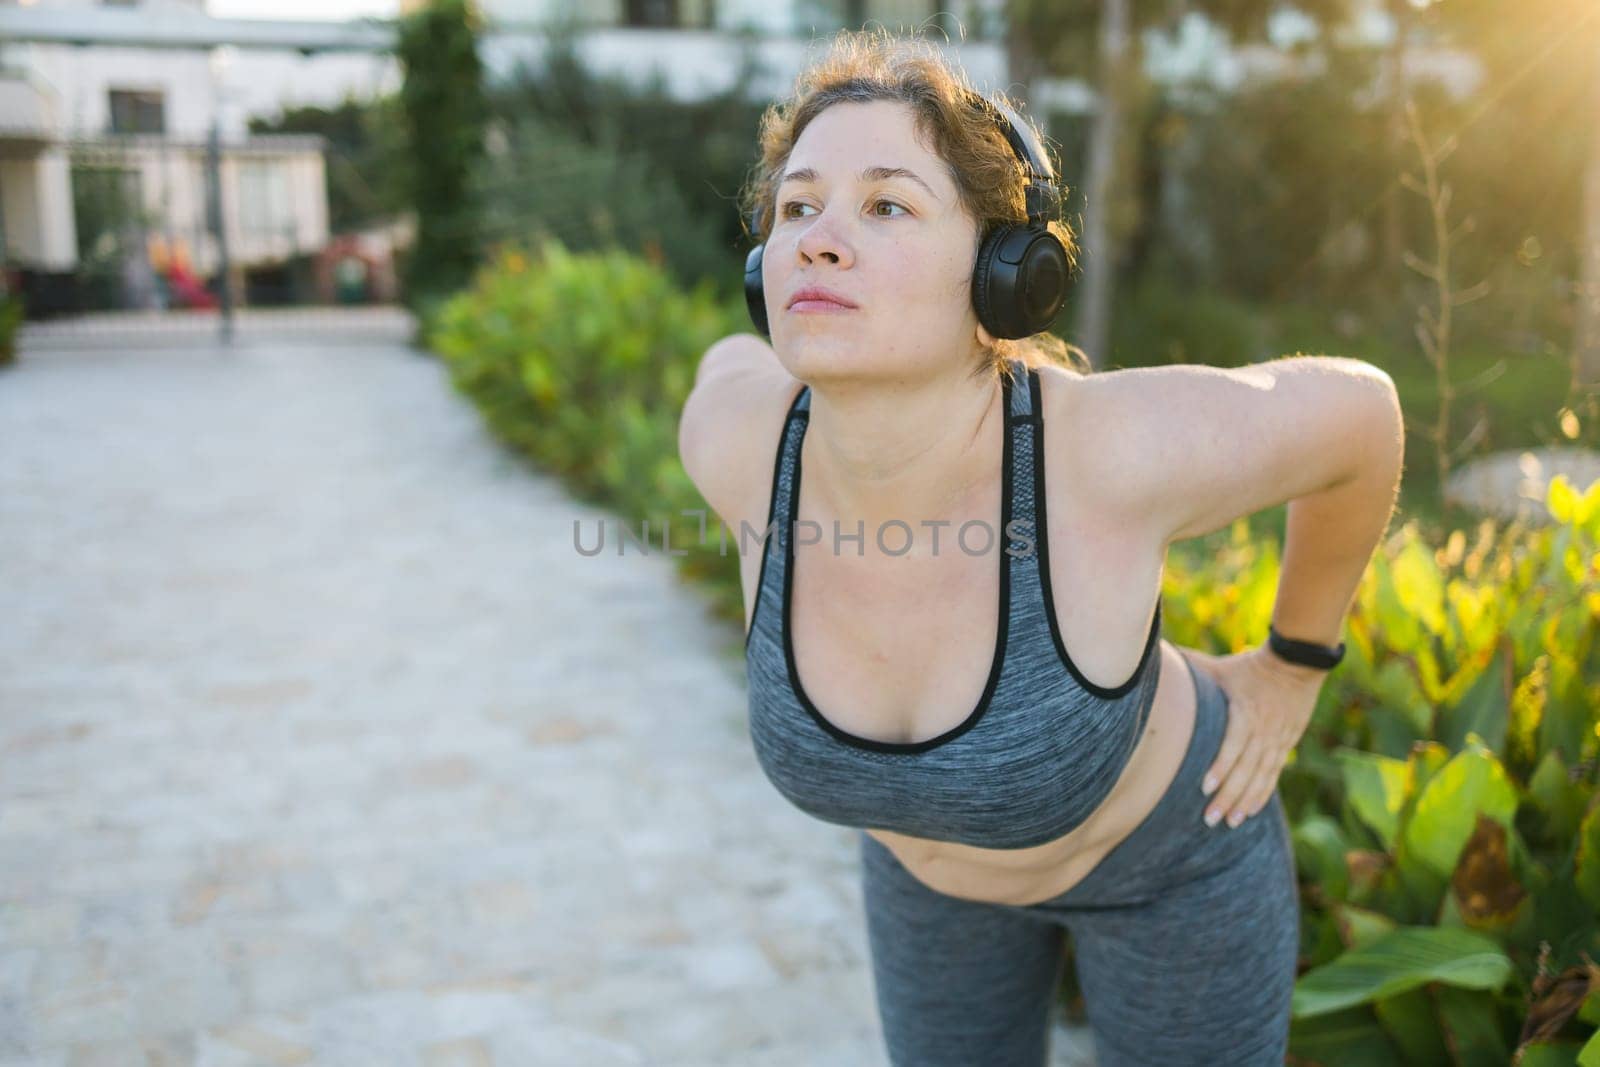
975 320 997 349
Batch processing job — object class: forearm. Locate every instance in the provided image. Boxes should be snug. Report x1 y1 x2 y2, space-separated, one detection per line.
1270 387 1405 655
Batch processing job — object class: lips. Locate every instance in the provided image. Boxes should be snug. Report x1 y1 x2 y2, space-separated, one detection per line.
787 286 858 310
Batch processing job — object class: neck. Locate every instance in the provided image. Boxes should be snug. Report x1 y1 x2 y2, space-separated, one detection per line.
802 365 1006 559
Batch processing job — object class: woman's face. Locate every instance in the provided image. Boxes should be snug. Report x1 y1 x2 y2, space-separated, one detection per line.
762 99 993 381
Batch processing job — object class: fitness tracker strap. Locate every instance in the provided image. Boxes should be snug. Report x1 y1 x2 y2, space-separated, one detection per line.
1267 624 1346 671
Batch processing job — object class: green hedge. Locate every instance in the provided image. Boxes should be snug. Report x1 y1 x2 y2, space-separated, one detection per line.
428 242 1600 1063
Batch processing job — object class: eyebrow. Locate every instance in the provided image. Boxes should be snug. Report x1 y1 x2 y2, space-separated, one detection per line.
777 165 941 201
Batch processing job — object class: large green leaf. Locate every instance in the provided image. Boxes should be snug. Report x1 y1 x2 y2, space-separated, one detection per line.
1586 1030 1600 1067
1391 538 1449 638
1434 984 1511 1066
1576 801 1600 912
1402 743 1519 880
1367 703 1426 759
1369 657 1432 736
1288 1005 1406 1066
1372 986 1451 1064
1517 1042 1584 1067
1528 749 1589 843
1338 749 1410 850
1294 813 1352 901
1373 552 1425 653
1582 986 1600 1026
1539 624 1599 766
1394 740 1452 840
1331 902 1399 949
1292 927 1513 1019
1437 649 1510 754
1446 578 1500 652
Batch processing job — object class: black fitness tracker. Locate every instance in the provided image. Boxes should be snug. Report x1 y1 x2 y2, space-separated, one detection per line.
1267 624 1346 671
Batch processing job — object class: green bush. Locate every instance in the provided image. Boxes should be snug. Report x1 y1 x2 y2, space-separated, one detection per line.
489 17 769 283
474 112 741 296
1165 479 1600 1065
426 238 750 623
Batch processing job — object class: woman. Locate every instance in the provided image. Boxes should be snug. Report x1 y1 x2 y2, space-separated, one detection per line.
677 29 1404 1067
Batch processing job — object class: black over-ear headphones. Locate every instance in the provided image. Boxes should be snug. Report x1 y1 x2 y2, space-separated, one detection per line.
742 90 1070 341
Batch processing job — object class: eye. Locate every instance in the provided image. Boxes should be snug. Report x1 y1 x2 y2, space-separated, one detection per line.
777 198 910 220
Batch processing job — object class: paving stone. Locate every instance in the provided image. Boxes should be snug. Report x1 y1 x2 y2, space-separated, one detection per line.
418 1037 490 1067
0 904 79 950
102 930 242 1034
62 1040 145 1067
199 1022 311 1066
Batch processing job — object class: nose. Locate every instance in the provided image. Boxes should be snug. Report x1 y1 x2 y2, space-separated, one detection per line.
794 207 855 268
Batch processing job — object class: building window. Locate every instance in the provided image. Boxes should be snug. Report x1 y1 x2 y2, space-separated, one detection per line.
237 159 292 241
108 90 164 134
623 0 678 27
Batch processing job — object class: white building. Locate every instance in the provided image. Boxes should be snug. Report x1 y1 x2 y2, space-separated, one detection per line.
0 0 397 306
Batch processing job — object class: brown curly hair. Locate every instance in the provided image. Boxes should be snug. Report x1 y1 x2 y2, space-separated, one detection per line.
737 27 1092 382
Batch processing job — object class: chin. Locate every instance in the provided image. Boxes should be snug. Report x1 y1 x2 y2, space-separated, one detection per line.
776 333 868 372
779 337 926 386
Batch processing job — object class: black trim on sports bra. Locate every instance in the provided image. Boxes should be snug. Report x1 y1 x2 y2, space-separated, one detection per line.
744 385 808 652
779 368 1015 754
1029 367 1163 698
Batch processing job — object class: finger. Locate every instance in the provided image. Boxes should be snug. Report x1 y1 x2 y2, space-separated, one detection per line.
1228 764 1273 828
1236 748 1290 825
1242 751 1288 819
1201 702 1254 800
1206 738 1264 828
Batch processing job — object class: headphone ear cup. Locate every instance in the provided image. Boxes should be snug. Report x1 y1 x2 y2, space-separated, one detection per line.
1016 231 1070 336
970 227 1006 339
744 243 769 338
974 226 1069 339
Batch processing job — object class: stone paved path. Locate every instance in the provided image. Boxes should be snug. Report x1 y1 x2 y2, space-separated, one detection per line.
0 332 1097 1066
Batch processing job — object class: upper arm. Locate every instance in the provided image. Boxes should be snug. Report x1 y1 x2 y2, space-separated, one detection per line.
1058 356 1403 546
677 333 798 525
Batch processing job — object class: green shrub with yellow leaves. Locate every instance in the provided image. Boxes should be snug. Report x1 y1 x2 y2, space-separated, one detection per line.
1169 479 1599 1065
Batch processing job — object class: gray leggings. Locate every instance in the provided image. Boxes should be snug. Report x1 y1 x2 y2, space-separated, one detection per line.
858 657 1299 1066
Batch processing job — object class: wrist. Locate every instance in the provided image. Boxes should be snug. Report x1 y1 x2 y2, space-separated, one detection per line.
1266 623 1346 673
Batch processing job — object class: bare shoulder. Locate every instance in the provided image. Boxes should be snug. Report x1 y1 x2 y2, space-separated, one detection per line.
1036 356 1401 547
1032 362 1168 546
677 334 804 529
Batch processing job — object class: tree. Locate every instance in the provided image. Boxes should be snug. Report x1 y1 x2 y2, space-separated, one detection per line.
1413 0 1600 381
396 0 489 309
249 95 411 234
1004 0 1359 369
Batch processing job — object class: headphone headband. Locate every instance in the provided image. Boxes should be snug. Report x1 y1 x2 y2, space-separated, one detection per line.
965 90 1061 228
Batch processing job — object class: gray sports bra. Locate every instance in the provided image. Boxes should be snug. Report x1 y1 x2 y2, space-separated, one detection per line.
743 357 1163 850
